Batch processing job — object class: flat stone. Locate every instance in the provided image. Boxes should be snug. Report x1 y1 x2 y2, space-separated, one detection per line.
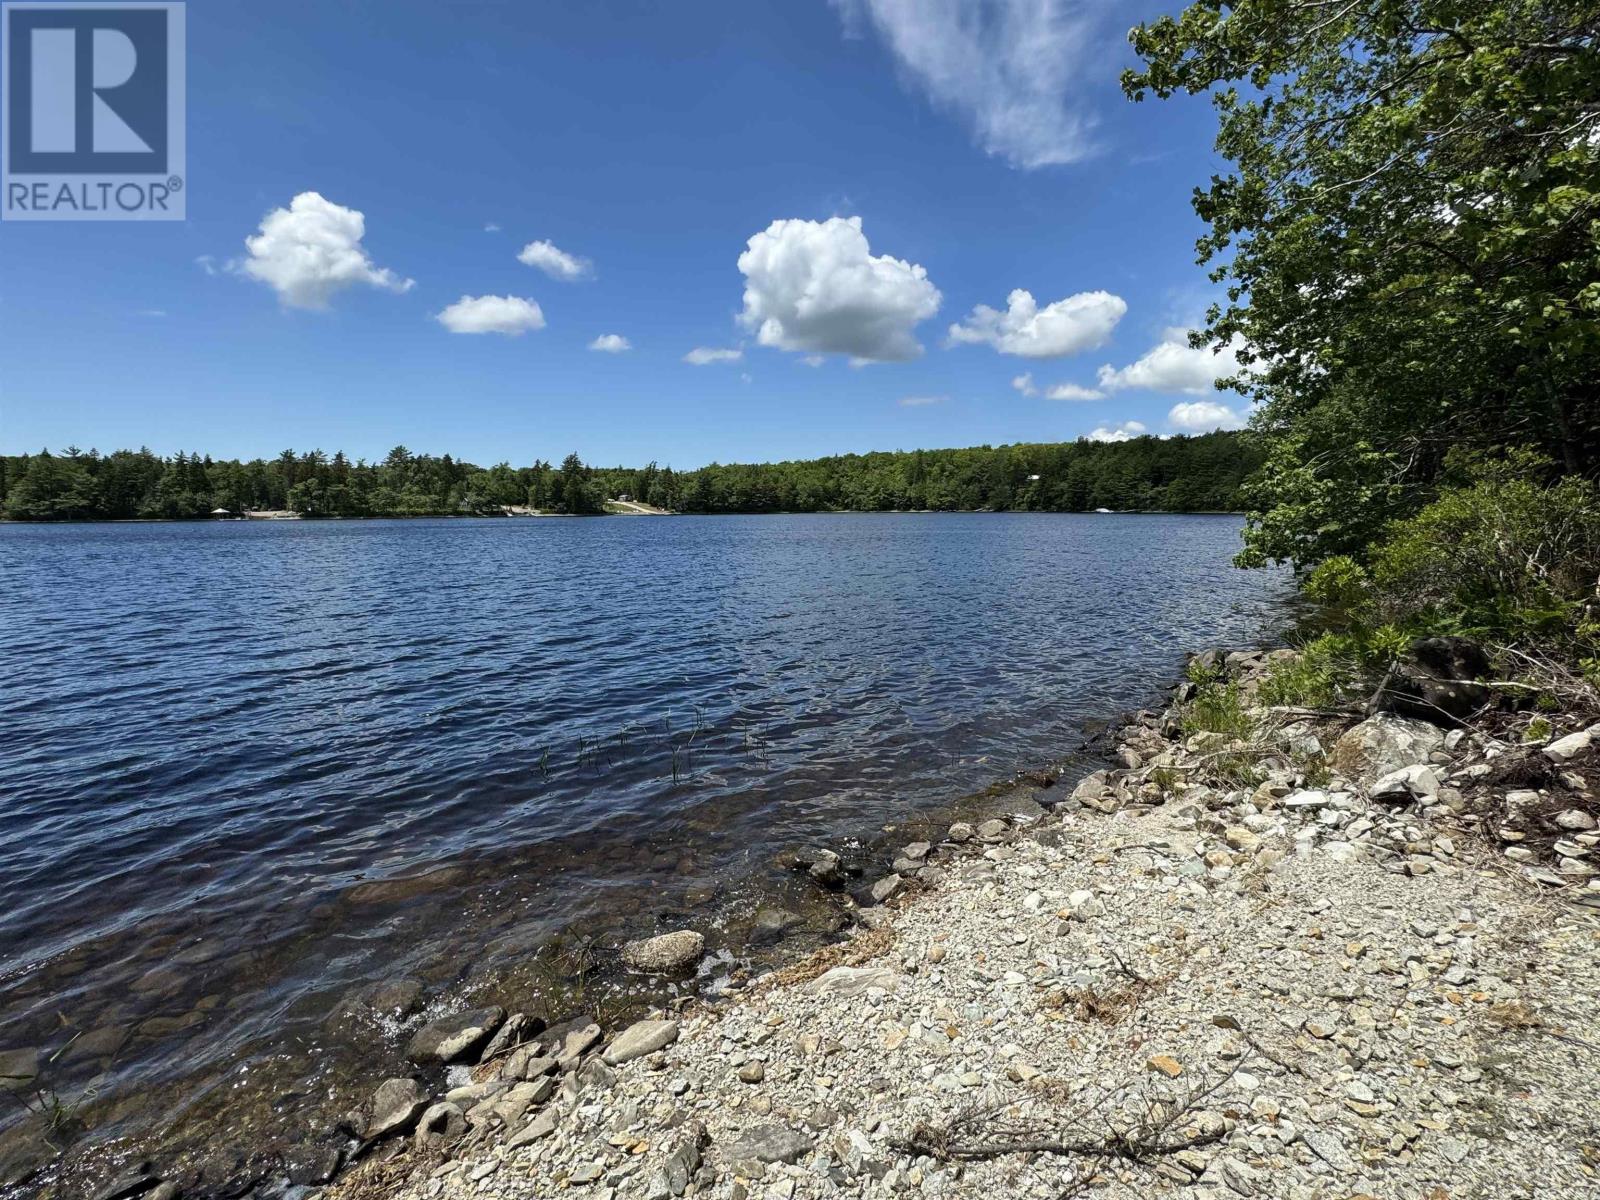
603 1018 680 1064
1555 809 1597 831
405 1006 505 1065
1545 729 1594 761
1300 1129 1354 1172
870 874 903 903
0 1049 39 1093
362 1077 426 1141
620 930 705 975
805 966 899 997
1147 1054 1183 1078
507 1107 559 1148
722 1124 813 1173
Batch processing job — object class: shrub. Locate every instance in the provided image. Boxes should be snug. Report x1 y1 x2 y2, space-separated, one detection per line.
1368 458 1600 650
1179 680 1254 741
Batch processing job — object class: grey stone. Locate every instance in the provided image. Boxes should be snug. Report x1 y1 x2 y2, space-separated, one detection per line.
507 1107 559 1148
1332 715 1445 783
603 1018 680 1064
363 1077 427 1141
722 1124 813 1173
870 874 903 903
1300 1129 1354 1173
0 1049 39 1093
1546 729 1595 762
621 930 705 975
1370 763 1442 802
805 966 899 997
414 1101 466 1149
405 1006 505 1065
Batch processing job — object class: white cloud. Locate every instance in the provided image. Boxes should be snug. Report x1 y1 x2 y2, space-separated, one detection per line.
801 355 826 368
195 254 218 276
139 309 167 318
1086 421 1147 443
831 0 1105 168
899 394 944 406
517 239 592 281
236 192 413 309
484 222 501 233
684 346 743 365
949 288 1125 358
1012 371 1104 401
435 294 546 336
1167 399 1246 432
589 333 632 353
1097 327 1251 395
737 216 941 362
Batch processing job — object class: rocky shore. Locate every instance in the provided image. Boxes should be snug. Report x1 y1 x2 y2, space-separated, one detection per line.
287 647 1600 1200
17 647 1600 1200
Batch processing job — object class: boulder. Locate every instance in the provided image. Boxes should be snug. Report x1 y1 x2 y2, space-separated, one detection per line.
414 1101 466 1149
620 930 705 975
603 1018 679 1065
405 1006 505 1065
1331 715 1445 784
361 1077 427 1141
1373 637 1492 725
869 874 903 903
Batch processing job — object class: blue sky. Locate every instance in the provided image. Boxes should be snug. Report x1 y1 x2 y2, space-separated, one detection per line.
0 0 1251 468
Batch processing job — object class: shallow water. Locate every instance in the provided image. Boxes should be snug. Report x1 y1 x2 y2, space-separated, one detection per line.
0 513 1290 1185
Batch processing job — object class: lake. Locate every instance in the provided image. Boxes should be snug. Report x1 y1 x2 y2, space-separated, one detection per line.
0 513 1291 1185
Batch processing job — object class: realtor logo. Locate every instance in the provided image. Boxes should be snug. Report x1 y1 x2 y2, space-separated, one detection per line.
2 2 185 220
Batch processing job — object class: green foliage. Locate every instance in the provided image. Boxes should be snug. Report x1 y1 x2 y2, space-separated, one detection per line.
1179 679 1254 741
1302 557 1369 613
1126 1 1600 571
2 432 1263 521
1258 641 1343 709
1367 460 1600 647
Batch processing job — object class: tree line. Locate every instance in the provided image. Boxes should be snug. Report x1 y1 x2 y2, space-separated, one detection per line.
1123 0 1600 679
0 431 1260 520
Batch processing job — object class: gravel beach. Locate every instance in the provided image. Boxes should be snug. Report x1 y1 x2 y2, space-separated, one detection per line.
324 651 1600 1200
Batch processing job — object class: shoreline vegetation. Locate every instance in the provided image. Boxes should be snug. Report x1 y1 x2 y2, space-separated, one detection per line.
0 433 1259 522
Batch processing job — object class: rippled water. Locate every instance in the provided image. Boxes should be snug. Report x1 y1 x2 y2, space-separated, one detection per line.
0 513 1290 1186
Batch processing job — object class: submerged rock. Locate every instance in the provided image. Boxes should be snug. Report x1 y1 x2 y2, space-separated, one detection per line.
621 930 705 974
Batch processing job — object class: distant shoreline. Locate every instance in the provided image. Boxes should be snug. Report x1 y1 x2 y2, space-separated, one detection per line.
0 508 1248 526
